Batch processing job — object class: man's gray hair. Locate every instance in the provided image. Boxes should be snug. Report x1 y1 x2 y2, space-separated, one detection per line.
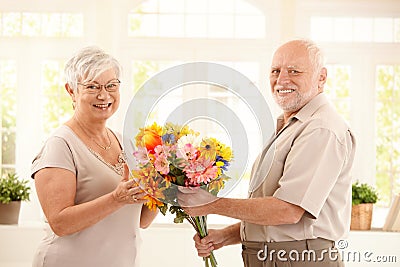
64 46 122 91
297 39 326 74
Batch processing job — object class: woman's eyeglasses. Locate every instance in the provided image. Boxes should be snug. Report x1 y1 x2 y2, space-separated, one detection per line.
77 79 121 94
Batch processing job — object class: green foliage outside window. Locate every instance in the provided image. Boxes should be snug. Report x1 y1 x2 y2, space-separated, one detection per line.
42 61 73 135
376 65 400 205
0 61 17 177
325 65 351 122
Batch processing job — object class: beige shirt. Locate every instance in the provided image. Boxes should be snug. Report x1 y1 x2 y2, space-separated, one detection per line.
241 93 356 242
31 125 142 267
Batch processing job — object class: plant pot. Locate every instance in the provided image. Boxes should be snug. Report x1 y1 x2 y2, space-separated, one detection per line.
0 201 21 224
350 203 373 230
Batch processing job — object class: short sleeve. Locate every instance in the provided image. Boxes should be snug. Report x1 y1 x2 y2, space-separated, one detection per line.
273 127 347 219
31 136 76 179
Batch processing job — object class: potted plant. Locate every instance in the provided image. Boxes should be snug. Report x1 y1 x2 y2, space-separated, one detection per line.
351 181 378 230
0 172 31 224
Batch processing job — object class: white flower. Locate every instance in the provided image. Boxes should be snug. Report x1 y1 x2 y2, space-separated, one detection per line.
176 134 202 150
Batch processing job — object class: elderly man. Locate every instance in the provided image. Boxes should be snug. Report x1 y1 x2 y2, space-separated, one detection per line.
179 39 356 267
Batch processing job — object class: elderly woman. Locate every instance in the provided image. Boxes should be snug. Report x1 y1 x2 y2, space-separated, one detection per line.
31 46 157 267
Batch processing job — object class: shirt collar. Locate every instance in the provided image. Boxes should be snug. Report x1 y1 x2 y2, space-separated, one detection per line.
294 92 329 122
276 92 329 131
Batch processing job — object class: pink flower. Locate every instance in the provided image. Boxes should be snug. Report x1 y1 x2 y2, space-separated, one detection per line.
154 144 174 158
133 147 150 164
184 157 218 185
154 153 170 175
176 143 198 161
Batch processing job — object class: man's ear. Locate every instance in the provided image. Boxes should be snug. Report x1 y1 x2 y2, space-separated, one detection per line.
318 67 327 91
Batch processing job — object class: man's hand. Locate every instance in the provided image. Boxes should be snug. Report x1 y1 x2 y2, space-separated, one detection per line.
177 187 218 216
193 229 226 257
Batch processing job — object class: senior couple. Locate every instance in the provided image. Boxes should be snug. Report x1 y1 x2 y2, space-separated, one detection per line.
31 39 355 267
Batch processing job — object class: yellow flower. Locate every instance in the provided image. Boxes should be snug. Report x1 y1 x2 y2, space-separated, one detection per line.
218 144 233 161
207 174 229 195
209 138 232 161
199 138 217 160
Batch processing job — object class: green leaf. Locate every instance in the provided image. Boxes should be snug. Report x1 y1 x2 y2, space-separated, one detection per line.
0 172 30 204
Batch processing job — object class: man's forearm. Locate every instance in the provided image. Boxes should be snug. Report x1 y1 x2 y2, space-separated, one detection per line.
210 197 304 226
221 222 242 246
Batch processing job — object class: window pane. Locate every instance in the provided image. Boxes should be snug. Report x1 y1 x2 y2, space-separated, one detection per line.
209 0 234 14
395 18 400 42
325 65 351 122
0 61 17 174
159 14 184 37
374 18 394 42
310 17 333 42
128 14 158 36
235 15 265 38
376 65 400 206
208 14 234 38
159 0 184 13
333 17 352 42
2 13 21 36
2 130 15 165
41 61 73 135
61 14 84 37
354 18 373 42
137 0 159 13
42 14 61 36
21 13 41 36
235 0 260 15
185 0 208 13
185 14 208 38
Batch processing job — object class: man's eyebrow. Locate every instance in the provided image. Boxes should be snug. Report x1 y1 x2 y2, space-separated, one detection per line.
270 65 302 69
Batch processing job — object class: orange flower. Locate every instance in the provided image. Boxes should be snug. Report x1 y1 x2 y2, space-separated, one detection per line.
144 195 164 211
136 128 162 153
143 129 162 153
135 123 163 153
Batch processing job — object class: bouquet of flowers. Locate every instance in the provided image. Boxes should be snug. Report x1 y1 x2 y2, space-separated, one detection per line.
131 122 233 267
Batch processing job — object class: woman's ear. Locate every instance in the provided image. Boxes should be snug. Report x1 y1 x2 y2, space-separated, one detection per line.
65 83 76 109
65 83 75 100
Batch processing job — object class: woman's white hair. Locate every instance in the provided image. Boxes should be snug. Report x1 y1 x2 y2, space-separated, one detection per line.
64 46 122 91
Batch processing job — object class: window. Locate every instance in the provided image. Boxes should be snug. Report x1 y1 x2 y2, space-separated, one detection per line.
376 65 400 205
128 0 265 38
0 12 83 37
325 65 351 122
311 16 400 43
0 61 17 177
41 61 73 135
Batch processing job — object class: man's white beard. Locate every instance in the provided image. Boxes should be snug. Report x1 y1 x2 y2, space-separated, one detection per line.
273 85 318 112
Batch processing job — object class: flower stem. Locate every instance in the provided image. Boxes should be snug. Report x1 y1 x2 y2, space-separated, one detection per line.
190 215 218 267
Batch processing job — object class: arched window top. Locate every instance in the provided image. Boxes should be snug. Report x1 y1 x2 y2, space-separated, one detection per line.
128 0 266 38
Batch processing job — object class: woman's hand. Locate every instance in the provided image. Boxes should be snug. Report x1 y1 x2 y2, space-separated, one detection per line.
112 164 147 204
